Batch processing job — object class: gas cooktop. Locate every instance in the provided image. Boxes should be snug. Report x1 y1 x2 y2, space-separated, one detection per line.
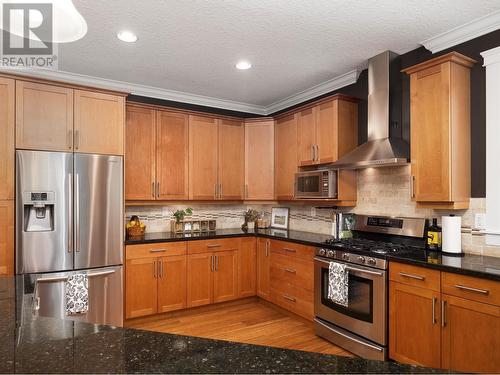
324 237 418 255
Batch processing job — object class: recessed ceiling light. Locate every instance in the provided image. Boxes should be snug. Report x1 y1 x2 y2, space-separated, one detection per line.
236 61 252 70
117 30 137 43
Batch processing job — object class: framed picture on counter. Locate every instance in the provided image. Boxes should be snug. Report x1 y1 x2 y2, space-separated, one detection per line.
271 207 290 230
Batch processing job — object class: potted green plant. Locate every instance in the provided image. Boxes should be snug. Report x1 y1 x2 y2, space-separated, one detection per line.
172 208 193 233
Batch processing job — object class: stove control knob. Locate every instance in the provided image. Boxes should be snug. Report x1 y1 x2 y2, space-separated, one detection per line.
357 256 366 264
326 250 335 258
318 249 326 256
342 253 349 261
367 257 377 266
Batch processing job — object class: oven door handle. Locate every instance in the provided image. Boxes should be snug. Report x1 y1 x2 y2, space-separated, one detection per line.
314 319 383 352
314 257 384 276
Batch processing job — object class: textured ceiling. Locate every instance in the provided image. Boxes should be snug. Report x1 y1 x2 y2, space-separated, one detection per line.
59 0 500 107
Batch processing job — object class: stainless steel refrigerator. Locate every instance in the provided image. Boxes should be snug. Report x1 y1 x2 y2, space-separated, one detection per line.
15 150 124 327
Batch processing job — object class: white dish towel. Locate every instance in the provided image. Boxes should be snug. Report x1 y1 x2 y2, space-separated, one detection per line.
328 261 349 307
65 272 89 315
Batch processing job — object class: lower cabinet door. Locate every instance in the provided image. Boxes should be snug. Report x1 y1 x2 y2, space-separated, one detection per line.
187 253 213 307
442 294 500 373
389 281 441 368
238 237 256 298
157 255 187 313
256 238 270 300
213 250 238 303
125 257 158 319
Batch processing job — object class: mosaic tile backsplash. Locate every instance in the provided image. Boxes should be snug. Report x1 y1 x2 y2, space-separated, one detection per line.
126 165 498 257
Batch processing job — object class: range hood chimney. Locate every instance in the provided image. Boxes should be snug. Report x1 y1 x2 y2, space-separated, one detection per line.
330 51 409 169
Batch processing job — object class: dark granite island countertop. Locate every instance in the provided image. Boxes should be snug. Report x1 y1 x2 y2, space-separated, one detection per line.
0 276 442 374
126 228 500 282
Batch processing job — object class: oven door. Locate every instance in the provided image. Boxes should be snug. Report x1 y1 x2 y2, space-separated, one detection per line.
314 257 387 345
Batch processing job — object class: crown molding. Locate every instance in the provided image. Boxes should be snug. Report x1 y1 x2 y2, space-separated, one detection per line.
0 67 360 116
0 67 268 115
264 69 360 114
421 10 500 53
481 46 500 66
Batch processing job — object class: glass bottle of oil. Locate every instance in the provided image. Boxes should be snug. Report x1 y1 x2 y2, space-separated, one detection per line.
426 218 442 251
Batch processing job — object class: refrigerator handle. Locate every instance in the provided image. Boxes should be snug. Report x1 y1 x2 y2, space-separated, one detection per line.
75 173 80 252
68 173 73 253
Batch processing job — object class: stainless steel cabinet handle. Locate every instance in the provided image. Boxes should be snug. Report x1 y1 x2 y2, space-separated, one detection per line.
74 130 80 150
75 174 80 252
67 130 72 150
159 260 163 278
68 173 73 253
315 144 319 161
410 175 416 198
454 284 490 295
152 182 155 198
150 248 167 253
215 255 218 271
399 272 424 281
219 184 223 198
441 300 446 327
207 244 222 248
311 145 315 161
283 247 296 253
245 184 248 199
283 294 296 302
266 241 269 257
214 184 217 199
210 255 214 272
156 182 160 198
153 260 157 278
284 268 296 274
432 297 437 324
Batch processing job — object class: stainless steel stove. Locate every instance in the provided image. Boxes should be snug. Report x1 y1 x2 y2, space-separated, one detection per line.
314 214 426 361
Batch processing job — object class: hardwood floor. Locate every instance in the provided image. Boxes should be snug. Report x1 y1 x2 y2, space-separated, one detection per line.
126 297 354 357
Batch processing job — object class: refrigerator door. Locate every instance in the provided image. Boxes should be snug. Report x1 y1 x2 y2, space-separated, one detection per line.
17 266 123 327
16 151 73 274
74 154 123 270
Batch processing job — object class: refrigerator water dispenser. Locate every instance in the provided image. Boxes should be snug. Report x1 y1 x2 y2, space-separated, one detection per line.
23 192 55 232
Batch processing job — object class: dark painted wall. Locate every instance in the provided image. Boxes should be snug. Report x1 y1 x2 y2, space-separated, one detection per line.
129 29 500 198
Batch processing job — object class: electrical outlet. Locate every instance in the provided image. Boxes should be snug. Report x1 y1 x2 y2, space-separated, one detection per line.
310 207 316 217
474 213 486 230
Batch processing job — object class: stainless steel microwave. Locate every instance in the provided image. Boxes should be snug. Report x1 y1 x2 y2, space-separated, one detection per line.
294 170 338 199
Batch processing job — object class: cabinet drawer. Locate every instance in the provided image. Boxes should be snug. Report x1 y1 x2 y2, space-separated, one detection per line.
270 253 296 285
187 238 240 254
270 285 314 321
270 240 314 261
126 242 186 260
389 262 440 292
442 272 500 306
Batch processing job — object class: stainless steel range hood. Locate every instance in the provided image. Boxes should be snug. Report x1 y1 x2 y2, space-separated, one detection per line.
330 51 409 169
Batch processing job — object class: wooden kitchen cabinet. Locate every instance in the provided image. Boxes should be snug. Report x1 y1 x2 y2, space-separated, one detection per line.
256 238 271 300
125 242 187 319
403 52 476 209
0 78 14 201
389 262 500 373
16 81 74 152
189 115 218 200
297 95 358 166
275 114 298 200
218 119 244 200
157 255 187 313
125 257 158 318
187 253 213 307
238 237 257 298
0 200 14 276
389 281 442 368
156 111 189 200
74 90 125 155
441 294 500 373
244 119 275 200
212 250 238 303
125 106 156 200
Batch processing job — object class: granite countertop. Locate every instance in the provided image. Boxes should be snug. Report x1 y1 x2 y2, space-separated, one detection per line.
126 228 500 281
0 277 440 374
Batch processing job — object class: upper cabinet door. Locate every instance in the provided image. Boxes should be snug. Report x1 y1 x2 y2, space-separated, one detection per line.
213 249 239 303
409 64 451 202
244 119 274 200
16 81 73 152
0 78 14 200
157 111 189 200
315 101 336 164
74 90 125 155
297 108 316 166
275 114 298 200
218 119 244 200
189 115 218 200
125 106 156 200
